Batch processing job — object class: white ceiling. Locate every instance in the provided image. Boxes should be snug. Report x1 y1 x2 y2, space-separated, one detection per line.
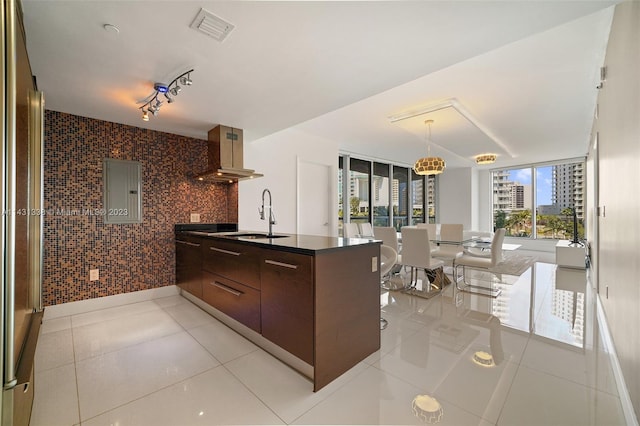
22 1 616 169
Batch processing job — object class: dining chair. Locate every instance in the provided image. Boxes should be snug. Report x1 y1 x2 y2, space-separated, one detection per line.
342 222 360 238
433 223 464 267
416 223 438 253
358 222 375 237
399 227 445 298
453 228 506 298
374 226 402 288
379 244 397 330
373 226 401 262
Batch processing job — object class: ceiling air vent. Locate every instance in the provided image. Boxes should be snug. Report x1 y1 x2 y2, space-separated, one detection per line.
190 8 235 42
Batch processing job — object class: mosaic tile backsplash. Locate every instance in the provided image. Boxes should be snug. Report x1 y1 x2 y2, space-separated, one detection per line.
44 110 237 305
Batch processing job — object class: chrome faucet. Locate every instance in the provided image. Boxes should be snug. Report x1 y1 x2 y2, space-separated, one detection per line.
259 188 276 237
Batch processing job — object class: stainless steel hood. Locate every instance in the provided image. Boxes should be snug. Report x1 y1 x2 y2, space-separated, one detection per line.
193 125 263 183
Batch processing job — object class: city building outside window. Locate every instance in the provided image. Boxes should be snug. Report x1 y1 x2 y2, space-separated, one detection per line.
492 160 585 240
339 155 438 235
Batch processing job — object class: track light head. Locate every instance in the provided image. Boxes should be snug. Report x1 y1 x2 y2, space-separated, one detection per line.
180 74 192 86
164 93 174 103
142 109 149 121
169 85 181 96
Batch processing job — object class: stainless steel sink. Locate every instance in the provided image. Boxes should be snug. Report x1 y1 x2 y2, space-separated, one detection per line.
225 233 288 239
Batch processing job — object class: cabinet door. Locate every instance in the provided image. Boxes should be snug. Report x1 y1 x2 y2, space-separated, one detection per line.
260 251 314 364
202 272 261 332
202 239 261 290
175 236 202 298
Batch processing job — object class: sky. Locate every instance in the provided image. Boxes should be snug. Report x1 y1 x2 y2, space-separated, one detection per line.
510 167 552 206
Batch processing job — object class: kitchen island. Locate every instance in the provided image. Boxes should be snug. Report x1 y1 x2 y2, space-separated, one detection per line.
175 227 381 391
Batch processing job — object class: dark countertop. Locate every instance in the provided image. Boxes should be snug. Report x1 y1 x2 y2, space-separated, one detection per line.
176 229 381 255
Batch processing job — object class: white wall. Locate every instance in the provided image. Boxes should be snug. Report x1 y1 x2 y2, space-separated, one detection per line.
477 170 493 232
438 167 474 229
594 1 640 419
238 128 339 235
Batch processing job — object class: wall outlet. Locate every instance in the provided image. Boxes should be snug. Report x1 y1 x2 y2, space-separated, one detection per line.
372 256 378 273
90 269 99 281
190 213 201 223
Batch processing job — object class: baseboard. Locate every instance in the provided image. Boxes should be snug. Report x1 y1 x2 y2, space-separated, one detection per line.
42 285 179 320
597 294 639 426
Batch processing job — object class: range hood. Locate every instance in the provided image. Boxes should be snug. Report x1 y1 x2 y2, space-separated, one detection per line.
193 125 263 182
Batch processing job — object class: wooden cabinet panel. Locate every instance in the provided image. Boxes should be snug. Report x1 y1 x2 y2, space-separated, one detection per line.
202 239 261 290
175 235 203 298
202 271 261 332
260 250 314 364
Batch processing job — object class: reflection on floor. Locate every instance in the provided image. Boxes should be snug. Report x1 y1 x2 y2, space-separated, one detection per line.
31 261 627 425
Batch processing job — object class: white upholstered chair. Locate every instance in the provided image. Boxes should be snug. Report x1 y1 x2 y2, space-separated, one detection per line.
343 222 360 238
374 226 403 289
358 222 375 238
373 226 401 263
433 223 464 267
400 227 445 298
416 223 438 253
379 245 397 330
454 228 506 298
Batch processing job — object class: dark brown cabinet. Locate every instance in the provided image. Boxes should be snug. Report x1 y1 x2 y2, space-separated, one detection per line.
175 233 380 391
175 235 203 298
202 239 261 290
202 271 261 332
260 250 314 364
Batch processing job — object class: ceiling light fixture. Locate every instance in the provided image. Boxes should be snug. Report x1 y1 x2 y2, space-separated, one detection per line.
139 69 193 120
414 119 445 175
475 153 497 165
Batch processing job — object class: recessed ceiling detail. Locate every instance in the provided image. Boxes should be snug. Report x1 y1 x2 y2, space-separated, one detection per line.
190 8 235 42
388 98 515 161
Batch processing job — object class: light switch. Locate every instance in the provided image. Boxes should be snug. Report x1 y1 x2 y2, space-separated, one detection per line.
372 256 378 273
190 213 201 223
90 269 99 281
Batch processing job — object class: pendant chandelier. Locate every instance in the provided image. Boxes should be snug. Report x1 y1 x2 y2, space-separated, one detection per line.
413 119 445 175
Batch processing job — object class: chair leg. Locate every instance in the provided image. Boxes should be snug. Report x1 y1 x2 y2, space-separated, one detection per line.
380 317 388 330
402 267 443 299
454 264 502 298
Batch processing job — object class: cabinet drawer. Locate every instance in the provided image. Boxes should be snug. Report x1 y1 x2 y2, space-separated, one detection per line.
202 272 261 333
202 239 261 290
261 251 314 364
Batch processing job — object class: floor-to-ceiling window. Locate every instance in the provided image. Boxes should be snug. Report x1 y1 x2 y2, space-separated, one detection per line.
373 162 390 226
392 166 409 231
338 155 438 235
349 158 371 226
411 170 424 225
492 159 585 239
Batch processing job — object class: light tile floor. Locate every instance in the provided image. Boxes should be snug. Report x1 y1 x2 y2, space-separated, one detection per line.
31 258 627 425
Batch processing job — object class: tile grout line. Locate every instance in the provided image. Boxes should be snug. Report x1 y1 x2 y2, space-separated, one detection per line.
78 366 224 424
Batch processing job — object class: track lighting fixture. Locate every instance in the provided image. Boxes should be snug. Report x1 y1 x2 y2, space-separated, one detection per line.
138 69 194 120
